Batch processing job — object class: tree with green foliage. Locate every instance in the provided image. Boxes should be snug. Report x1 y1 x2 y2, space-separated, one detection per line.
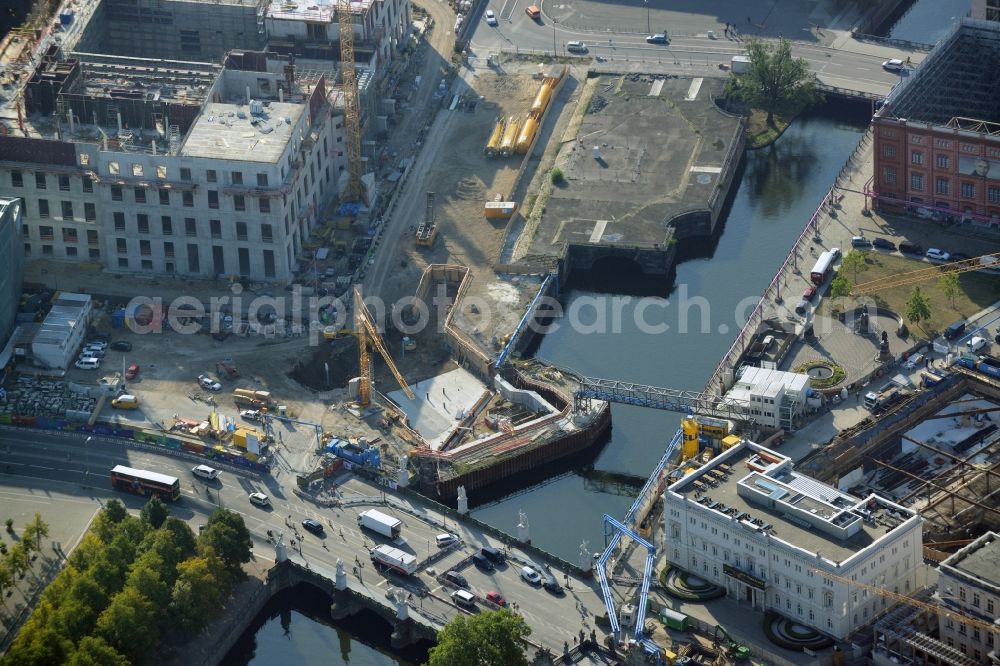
55 574 110 642
724 38 819 125
0 560 12 608
140 497 169 529
95 587 159 663
840 250 869 284
905 286 932 331
6 541 30 585
936 271 960 307
22 513 50 555
199 509 252 581
125 553 172 610
829 275 851 299
67 636 130 666
170 552 227 634
103 500 128 525
427 609 532 666
6 623 75 665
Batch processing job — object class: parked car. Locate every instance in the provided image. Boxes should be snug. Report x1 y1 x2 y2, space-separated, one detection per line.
566 41 588 53
485 590 507 607
872 238 896 250
926 248 951 262
899 242 923 255
198 374 223 391
111 394 139 409
82 346 106 358
520 566 542 585
85 340 108 351
471 552 495 571
524 4 540 19
851 235 872 248
249 492 271 507
882 58 904 72
435 533 457 547
968 336 988 352
951 253 971 262
125 363 139 380
795 299 810 315
451 589 476 608
75 357 100 370
802 285 817 301
192 464 219 480
445 571 469 588
943 320 967 340
542 575 564 594
828 247 841 260
302 519 324 535
484 9 497 25
110 340 133 351
480 546 505 564
240 409 262 422
646 33 668 44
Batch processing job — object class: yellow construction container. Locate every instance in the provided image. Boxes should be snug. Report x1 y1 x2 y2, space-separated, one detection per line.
695 415 731 440
682 417 700 461
721 434 741 451
232 427 261 450
530 80 554 116
485 117 505 157
499 117 520 157
515 116 539 154
484 201 517 219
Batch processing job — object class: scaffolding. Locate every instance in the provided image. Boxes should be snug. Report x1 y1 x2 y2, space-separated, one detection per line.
884 20 1000 126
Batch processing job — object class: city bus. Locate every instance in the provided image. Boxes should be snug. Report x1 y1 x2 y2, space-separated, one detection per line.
110 465 181 501
810 250 837 284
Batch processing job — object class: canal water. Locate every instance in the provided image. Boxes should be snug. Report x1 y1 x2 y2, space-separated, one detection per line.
877 0 971 43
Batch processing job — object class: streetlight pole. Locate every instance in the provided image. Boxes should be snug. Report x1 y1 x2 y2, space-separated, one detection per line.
85 436 92 480
645 0 650 36
553 25 557 57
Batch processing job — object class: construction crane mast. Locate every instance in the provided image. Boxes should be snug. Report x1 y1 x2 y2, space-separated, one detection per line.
810 568 999 636
337 0 364 202
353 286 415 406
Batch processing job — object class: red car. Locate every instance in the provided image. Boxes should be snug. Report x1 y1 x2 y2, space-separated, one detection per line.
802 286 817 301
485 591 507 607
125 363 139 380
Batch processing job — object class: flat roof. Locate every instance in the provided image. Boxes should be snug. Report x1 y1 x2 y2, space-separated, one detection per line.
266 0 373 22
32 292 90 348
942 532 1000 588
670 444 913 564
180 101 304 162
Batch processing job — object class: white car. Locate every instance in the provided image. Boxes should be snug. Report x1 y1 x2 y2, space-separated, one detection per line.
192 464 219 480
249 492 271 507
520 566 541 585
241 409 262 422
197 374 223 392
485 9 497 26
566 41 588 53
967 336 988 352
925 248 951 262
75 357 101 370
882 58 904 72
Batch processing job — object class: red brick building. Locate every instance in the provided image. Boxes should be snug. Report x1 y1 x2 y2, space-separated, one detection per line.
871 19 1000 229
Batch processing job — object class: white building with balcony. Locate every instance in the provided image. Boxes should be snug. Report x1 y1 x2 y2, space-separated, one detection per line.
663 439 924 640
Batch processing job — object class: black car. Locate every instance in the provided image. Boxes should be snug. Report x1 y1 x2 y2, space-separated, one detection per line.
301 519 324 535
542 575 564 595
111 340 133 351
872 238 896 251
899 242 924 255
951 253 971 262
471 553 494 571
445 571 469 588
480 546 505 564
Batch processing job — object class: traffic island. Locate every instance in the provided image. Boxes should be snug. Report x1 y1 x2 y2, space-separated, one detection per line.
763 611 835 651
659 566 725 601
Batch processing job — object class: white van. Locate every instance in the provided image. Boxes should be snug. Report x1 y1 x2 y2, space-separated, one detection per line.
451 589 476 608
435 533 457 547
566 41 588 53
192 464 219 480
75 357 100 370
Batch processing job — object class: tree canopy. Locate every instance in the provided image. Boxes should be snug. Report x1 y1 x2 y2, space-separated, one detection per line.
905 286 932 330
427 609 532 666
725 38 819 125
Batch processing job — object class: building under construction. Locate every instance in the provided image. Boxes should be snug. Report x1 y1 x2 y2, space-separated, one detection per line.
871 18 1000 227
804 368 1000 546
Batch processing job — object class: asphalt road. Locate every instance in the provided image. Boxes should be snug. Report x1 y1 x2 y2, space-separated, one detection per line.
0 429 609 654
469 3 921 98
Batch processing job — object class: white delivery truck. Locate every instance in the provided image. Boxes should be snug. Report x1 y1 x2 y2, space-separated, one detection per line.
357 509 403 539
370 545 418 575
731 55 751 74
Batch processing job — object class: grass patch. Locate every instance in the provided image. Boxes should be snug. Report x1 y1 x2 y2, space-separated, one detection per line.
821 253 1000 338
745 96 811 149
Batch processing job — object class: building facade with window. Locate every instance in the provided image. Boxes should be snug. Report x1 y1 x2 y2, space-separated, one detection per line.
971 0 1000 22
871 19 1000 229
937 532 1000 662
0 198 25 354
0 51 346 282
663 439 924 640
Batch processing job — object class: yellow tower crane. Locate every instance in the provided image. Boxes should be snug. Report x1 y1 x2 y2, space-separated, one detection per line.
353 286 415 406
338 0 364 202
852 253 999 296
810 568 999 637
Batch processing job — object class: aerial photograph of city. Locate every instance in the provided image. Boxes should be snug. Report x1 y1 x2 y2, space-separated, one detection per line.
1 0 1000 663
